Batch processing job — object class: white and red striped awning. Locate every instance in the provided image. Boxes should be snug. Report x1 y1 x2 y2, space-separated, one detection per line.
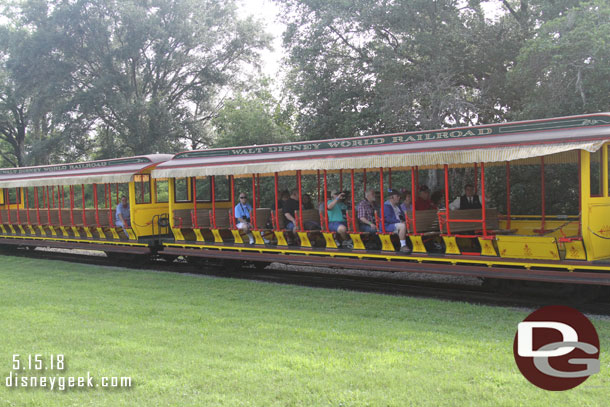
0 155 173 188
152 113 610 178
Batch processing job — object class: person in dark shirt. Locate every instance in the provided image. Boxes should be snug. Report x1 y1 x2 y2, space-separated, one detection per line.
282 189 300 232
415 185 434 210
449 184 483 210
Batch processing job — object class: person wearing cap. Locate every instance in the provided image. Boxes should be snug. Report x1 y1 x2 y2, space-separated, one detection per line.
383 189 411 253
327 190 353 248
415 185 434 210
235 192 255 244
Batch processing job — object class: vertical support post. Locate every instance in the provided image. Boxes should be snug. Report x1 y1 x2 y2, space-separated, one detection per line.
323 170 329 232
93 184 100 227
250 174 257 230
48 187 53 226
388 168 392 190
350 169 356 231
69 185 75 226
273 173 279 228
211 176 217 229
505 162 511 229
297 170 303 230
15 188 21 225
81 184 87 227
411 167 417 234
230 175 236 228
25 188 31 225
34 187 41 224
474 163 478 194
444 164 451 235
192 177 198 228
7 189 12 225
256 173 261 208
481 162 487 236
316 170 321 203
379 168 386 234
541 156 546 233
108 184 114 227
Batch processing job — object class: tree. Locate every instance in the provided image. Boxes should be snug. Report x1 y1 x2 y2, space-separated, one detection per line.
507 0 610 119
0 0 271 165
212 82 294 148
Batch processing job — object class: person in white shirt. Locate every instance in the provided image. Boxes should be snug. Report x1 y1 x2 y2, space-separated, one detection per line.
449 184 485 210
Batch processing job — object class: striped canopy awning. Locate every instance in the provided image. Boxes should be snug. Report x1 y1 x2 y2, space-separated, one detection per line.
152 113 610 179
0 155 173 188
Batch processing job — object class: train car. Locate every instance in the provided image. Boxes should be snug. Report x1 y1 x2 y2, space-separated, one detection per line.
152 113 610 286
0 155 172 255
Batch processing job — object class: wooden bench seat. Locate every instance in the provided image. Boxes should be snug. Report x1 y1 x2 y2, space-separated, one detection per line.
296 209 322 230
405 209 439 234
439 208 512 234
255 208 272 229
173 209 193 228
190 209 211 228
211 209 231 228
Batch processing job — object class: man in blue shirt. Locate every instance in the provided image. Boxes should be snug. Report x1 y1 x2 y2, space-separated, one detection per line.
115 195 130 229
235 192 255 244
383 189 411 253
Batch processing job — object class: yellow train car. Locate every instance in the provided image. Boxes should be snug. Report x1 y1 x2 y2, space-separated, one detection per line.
153 113 610 286
0 155 171 254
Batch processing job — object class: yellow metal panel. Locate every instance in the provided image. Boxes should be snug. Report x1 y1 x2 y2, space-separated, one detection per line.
230 229 242 244
171 228 185 241
193 229 205 242
497 235 560 260
212 229 224 243
252 230 265 245
323 232 338 249
274 231 288 246
585 204 610 260
479 238 498 256
349 233 366 250
379 234 394 251
409 235 426 253
297 231 312 248
564 240 587 260
442 236 460 255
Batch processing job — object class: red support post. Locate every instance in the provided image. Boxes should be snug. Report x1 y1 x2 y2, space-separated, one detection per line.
297 170 303 230
505 162 511 229
81 184 87 227
481 163 487 236
540 156 546 234
474 163 478 194
379 168 386 234
256 173 261 208
34 187 41 225
7 189 11 224
230 175 236 228
273 173 279 230
317 170 321 203
48 187 53 226
192 177 198 228
251 174 257 230
211 176 217 229
25 188 31 225
350 169 356 231
323 170 329 232
58 187 63 227
443 164 451 235
107 184 114 227
411 168 417 234
69 185 75 227
93 184 100 227
16 188 21 225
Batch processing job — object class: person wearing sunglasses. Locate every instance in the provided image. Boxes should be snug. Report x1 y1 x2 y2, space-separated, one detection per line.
235 193 255 244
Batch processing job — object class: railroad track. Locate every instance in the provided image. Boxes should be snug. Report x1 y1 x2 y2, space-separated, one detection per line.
4 246 610 317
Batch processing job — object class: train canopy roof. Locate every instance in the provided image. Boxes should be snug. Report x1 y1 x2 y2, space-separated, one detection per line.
0 154 173 188
152 113 610 178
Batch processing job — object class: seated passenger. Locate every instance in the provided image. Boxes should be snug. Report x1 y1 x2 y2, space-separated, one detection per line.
357 189 377 233
235 192 255 244
431 190 445 210
414 185 435 210
449 184 483 210
400 190 412 213
302 194 314 210
383 189 411 253
115 195 131 228
327 190 353 248
281 189 300 232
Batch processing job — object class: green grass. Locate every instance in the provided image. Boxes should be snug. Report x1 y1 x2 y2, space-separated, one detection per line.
0 255 608 407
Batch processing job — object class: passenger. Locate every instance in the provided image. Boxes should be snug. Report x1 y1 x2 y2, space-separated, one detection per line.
400 190 412 213
449 184 483 210
235 192 255 244
278 190 290 212
282 189 300 232
302 194 314 210
431 190 444 209
327 190 353 248
357 189 378 233
115 195 131 228
383 189 411 253
414 185 434 210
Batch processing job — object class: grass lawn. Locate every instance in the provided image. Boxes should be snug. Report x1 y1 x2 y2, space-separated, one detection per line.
0 254 608 406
